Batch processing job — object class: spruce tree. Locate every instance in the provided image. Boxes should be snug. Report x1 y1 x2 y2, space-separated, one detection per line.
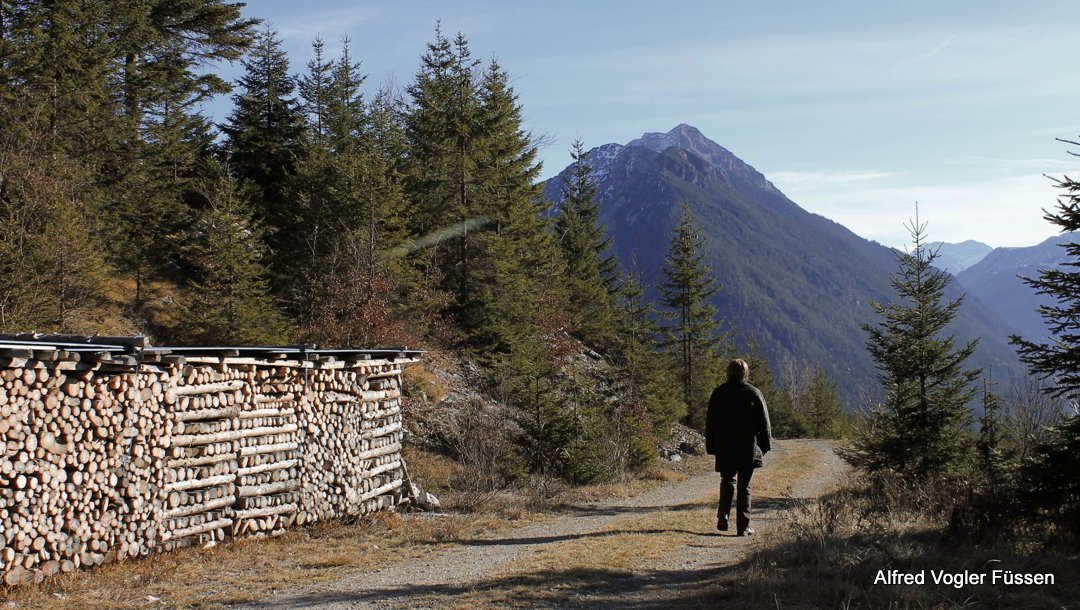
298 36 334 144
659 204 724 423
1010 164 1080 534
457 55 583 480
556 138 619 350
221 25 305 281
302 85 409 346
0 122 108 332
180 161 290 345
403 26 483 317
805 367 843 439
746 341 801 438
326 36 366 153
471 62 560 351
844 212 980 478
293 37 372 321
977 376 1007 480
615 271 687 434
2 1 257 307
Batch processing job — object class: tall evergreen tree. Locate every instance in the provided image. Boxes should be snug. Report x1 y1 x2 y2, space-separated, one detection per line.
403 26 484 317
0 1 254 323
471 59 568 355
326 36 366 152
844 212 980 478
614 271 687 435
0 1 256 307
221 25 305 283
292 37 371 320
354 86 408 267
805 367 844 439
180 160 290 345
556 138 619 349
0 119 109 332
297 36 334 144
977 376 1007 480
1010 163 1080 535
745 340 801 438
659 204 724 422
302 83 409 346
111 0 255 305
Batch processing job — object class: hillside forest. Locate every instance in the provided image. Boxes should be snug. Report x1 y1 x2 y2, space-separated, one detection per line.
1 0 1079 548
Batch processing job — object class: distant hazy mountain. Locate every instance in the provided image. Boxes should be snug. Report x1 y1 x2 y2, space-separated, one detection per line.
929 240 993 274
956 233 1078 343
544 124 1021 404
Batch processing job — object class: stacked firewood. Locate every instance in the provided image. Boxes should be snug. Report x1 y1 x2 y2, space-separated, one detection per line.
297 363 405 524
0 338 418 586
0 351 171 585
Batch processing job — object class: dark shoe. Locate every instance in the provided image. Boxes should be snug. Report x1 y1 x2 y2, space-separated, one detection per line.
737 527 754 536
717 516 728 531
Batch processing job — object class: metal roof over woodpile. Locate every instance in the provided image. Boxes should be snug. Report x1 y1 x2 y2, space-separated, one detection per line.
0 333 422 366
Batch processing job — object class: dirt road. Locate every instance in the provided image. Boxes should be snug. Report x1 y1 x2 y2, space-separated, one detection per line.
243 439 844 609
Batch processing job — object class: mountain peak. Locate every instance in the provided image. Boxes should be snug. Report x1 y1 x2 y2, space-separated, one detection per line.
625 124 777 194
627 123 713 156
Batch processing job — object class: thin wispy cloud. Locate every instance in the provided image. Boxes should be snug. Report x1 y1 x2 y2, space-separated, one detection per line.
893 33 959 69
784 173 1058 248
275 7 380 41
948 157 1079 169
770 170 899 190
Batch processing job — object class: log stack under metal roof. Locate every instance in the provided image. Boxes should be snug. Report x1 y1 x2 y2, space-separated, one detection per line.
0 334 420 585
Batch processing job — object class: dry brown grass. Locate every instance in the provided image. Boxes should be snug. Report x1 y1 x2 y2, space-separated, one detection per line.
0 509 513 609
402 363 450 405
671 472 1080 609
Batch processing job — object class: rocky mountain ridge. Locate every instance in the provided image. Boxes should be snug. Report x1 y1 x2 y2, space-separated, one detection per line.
543 125 1023 404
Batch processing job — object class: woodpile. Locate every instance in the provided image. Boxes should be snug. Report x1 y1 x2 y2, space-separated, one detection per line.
0 336 419 586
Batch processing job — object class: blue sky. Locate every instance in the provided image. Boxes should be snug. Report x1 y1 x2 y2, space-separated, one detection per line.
210 0 1080 248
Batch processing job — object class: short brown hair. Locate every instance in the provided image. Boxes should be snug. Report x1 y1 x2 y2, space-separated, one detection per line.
727 358 749 382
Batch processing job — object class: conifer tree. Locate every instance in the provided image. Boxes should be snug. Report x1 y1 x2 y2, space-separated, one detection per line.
180 161 290 345
298 37 334 144
1 1 256 307
1010 163 1080 534
746 341 801 437
659 204 724 422
556 138 619 349
616 271 687 435
326 36 366 153
293 37 372 320
805 367 843 439
0 121 108 332
354 86 408 264
221 25 305 280
403 26 483 315
844 212 980 478
471 59 564 353
977 376 1007 480
302 84 409 346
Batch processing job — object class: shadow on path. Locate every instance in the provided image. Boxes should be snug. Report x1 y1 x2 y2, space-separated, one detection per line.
241 563 741 609
448 528 720 547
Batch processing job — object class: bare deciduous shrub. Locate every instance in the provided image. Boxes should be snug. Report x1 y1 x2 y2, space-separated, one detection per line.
1006 374 1067 463
442 398 523 492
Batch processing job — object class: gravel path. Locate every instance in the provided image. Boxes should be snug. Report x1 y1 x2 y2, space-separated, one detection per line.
243 439 845 609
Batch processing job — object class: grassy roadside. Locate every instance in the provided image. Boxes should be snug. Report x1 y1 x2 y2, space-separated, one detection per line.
670 478 1080 609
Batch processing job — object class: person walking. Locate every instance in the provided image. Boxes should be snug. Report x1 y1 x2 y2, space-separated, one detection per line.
705 358 772 536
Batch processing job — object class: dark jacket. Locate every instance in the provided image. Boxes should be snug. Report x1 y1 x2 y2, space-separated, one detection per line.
705 381 773 472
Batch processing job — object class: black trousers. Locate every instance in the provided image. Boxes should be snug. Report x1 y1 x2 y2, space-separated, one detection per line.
718 466 755 532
